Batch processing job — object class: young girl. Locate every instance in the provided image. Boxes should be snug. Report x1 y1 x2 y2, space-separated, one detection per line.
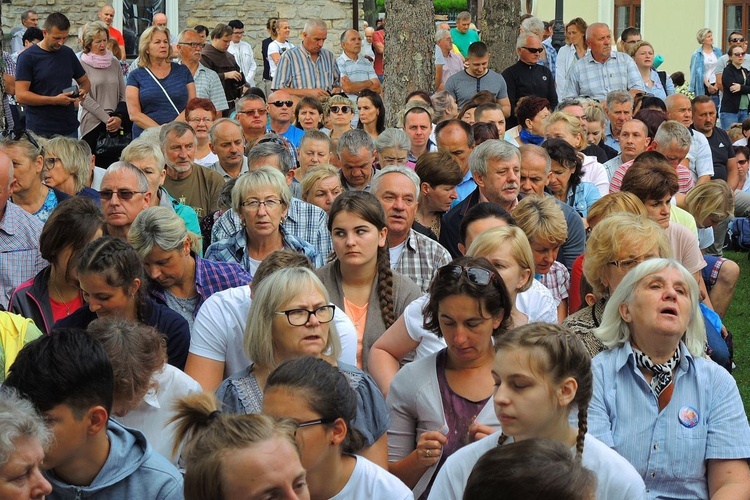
263 356 411 500
428 323 646 500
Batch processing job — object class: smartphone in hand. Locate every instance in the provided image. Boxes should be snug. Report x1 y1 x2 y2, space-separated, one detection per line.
63 85 79 98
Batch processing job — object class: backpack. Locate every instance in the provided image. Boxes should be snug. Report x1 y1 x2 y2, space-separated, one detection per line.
727 217 750 251
657 70 667 90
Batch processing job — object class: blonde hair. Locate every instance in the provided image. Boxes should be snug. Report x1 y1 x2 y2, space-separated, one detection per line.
231 166 292 214
684 180 734 227
82 20 109 53
512 195 567 245
138 26 173 67
129 206 201 258
45 136 91 193
586 192 648 228
301 164 340 201
583 101 606 126
466 226 535 292
545 111 585 150
324 95 355 116
628 40 654 58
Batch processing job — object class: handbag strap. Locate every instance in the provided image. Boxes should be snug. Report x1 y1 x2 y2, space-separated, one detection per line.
145 67 179 115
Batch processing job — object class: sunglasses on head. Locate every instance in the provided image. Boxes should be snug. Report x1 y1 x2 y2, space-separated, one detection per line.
1 128 40 150
330 105 352 114
522 47 545 54
99 189 146 200
438 265 495 286
270 100 294 108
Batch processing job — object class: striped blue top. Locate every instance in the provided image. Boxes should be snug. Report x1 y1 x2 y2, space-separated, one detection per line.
272 43 340 92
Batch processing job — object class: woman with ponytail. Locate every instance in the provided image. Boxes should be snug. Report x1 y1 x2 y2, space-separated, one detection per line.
264 357 411 499
317 190 421 371
428 323 646 500
171 392 309 500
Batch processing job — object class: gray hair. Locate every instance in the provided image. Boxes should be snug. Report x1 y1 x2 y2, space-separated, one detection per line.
303 19 327 34
654 121 692 150
456 11 472 22
430 91 456 123
469 139 521 177
231 166 291 214
337 129 375 156
160 121 197 154
374 128 410 152
519 144 552 174
177 28 199 43
556 97 587 112
244 267 340 369
208 118 242 145
102 161 150 192
128 206 200 258
696 28 712 45
371 165 420 197
516 31 540 50
585 22 610 40
247 142 295 175
520 17 544 37
121 138 166 174
82 20 109 53
299 130 331 149
45 136 91 193
606 90 634 109
0 389 51 465
435 28 451 43
593 258 706 357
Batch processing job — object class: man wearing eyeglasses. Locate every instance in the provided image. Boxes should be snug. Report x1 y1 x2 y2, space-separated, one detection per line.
266 90 304 148
177 29 228 115
236 94 268 152
227 20 257 87
99 162 152 239
501 32 558 129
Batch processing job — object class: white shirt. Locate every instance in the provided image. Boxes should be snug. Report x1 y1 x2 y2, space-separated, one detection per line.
189 285 358 377
687 131 715 182
581 155 609 196
330 455 411 500
116 365 202 464
228 40 257 85
267 40 293 79
195 151 219 167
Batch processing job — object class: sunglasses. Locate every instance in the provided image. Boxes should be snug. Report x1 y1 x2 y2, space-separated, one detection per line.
438 265 495 286
270 100 294 108
99 189 147 200
238 109 267 116
522 47 545 54
731 38 745 43
734 52 747 57
1 128 40 150
178 42 203 49
330 105 352 114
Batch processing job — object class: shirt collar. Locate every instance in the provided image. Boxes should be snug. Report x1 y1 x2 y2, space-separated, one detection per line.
617 340 694 374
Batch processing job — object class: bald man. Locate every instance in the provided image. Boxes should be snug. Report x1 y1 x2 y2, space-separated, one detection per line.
97 5 125 55
337 29 381 107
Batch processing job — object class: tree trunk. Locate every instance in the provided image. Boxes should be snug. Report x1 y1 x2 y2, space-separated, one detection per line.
383 0 435 127
481 0 521 74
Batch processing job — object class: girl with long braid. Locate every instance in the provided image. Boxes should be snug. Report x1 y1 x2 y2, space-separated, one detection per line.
317 191 421 371
428 323 646 500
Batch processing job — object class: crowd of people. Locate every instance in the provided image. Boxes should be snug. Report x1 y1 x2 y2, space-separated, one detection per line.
0 4 750 500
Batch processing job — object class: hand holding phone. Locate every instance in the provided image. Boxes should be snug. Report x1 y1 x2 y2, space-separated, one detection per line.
63 85 80 98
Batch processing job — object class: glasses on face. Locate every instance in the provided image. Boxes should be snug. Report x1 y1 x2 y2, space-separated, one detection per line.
178 42 203 49
329 105 352 114
438 265 495 286
270 100 294 108
292 418 336 437
1 128 40 150
237 109 267 116
739 159 749 165
43 157 60 170
275 305 336 326
734 52 747 57
522 46 545 54
99 189 147 200
608 256 650 271
731 38 745 43
240 198 284 211
188 117 214 123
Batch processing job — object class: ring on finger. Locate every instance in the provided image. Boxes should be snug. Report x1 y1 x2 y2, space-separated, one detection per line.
426 449 432 458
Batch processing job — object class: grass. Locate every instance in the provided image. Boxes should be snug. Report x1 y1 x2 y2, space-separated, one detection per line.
719 251 750 415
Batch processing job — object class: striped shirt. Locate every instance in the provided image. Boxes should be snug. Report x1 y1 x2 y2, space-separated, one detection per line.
390 229 451 294
538 261 569 304
336 53 377 103
272 43 340 92
192 63 229 112
589 341 750 499
609 158 694 194
562 50 645 102
0 202 46 306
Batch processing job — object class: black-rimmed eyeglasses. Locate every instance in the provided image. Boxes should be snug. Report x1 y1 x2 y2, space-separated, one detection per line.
275 305 336 326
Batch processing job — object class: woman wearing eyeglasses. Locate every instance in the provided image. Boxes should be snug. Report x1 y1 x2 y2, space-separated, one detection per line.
720 43 750 130
216 267 391 468
205 167 322 275
185 98 219 166
324 94 356 140
0 130 69 222
264 357 411 499
387 256 510 499
42 136 101 202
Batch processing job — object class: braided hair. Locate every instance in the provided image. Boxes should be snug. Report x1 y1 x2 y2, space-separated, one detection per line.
494 323 592 459
328 191 395 329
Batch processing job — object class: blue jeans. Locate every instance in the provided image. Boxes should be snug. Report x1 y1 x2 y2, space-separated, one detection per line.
720 110 748 130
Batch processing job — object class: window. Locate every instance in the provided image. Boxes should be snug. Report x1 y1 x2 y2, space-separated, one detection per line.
122 0 166 57
614 0 641 41
724 1 750 52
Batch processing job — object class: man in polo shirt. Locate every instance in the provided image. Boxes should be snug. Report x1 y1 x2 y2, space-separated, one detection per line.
273 18 341 98
444 41 511 114
450 11 479 58
337 29 381 107
207 119 248 181
98 5 125 56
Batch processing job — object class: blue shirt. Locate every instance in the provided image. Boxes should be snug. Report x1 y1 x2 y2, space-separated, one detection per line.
563 50 645 102
566 181 601 218
604 121 621 153
589 342 750 499
127 63 194 138
453 170 476 207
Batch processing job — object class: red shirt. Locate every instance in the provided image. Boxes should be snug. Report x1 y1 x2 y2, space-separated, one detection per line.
372 30 384 76
109 26 125 46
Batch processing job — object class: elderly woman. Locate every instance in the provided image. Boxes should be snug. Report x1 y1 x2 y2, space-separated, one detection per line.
185 98 218 166
295 96 324 132
0 391 52 498
511 96 550 146
357 89 386 140
325 94 356 140
374 127 411 169
414 151 462 237
301 164 342 214
79 21 128 168
430 91 458 124
120 136 201 238
205 166 321 274
387 257 510 498
43 136 100 202
126 26 196 138
629 41 675 101
129 207 252 329
542 138 601 218
216 267 391 467
589 258 750 499
0 130 68 221
689 28 723 105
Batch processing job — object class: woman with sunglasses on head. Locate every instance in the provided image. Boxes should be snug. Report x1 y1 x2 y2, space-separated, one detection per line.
264 356 411 500
357 89 385 140
0 130 70 222
324 95 355 140
185 98 219 166
387 256 511 499
720 42 750 130
216 267 391 468
318 191 421 371
10 197 103 334
53 235 191 370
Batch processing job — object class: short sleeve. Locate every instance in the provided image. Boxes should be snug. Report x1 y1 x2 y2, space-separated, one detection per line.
495 73 508 100
435 45 445 66
190 296 229 362
214 378 245 414
346 368 391 447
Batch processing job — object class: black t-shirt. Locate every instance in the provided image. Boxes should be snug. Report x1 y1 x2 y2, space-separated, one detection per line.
704 127 735 181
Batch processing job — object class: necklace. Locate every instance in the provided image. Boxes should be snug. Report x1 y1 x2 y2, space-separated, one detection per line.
344 297 369 328
49 278 74 317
